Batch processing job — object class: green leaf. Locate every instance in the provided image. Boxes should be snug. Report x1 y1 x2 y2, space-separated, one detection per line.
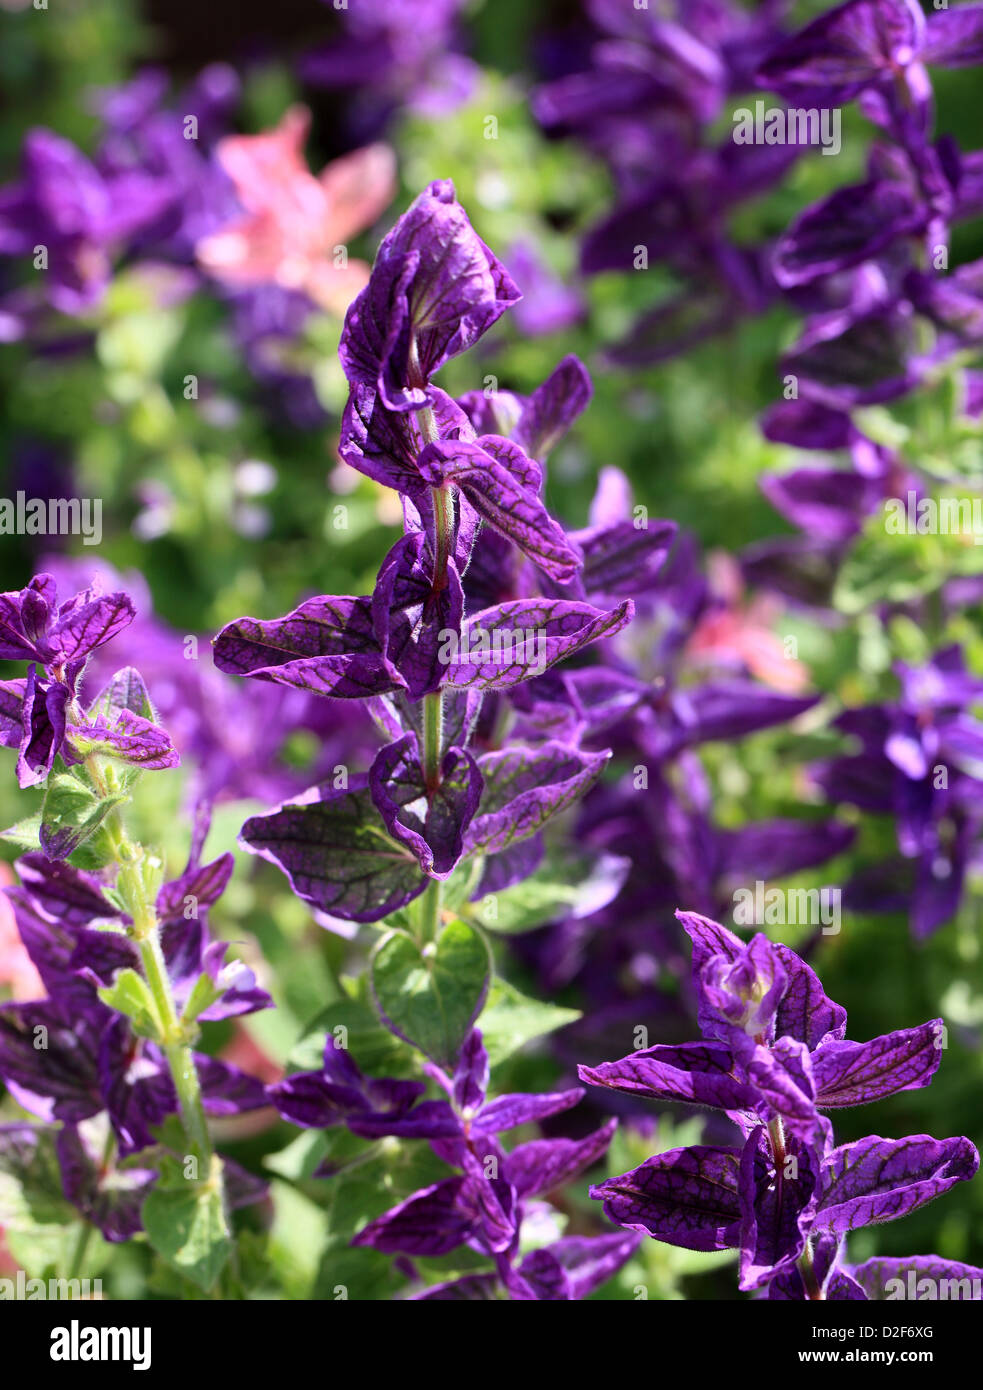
97 967 162 1040
0 813 43 854
180 971 222 1026
141 1158 231 1293
370 918 492 1066
40 773 128 859
478 979 580 1067
287 994 412 1076
67 823 120 872
472 847 629 934
0 1125 75 1229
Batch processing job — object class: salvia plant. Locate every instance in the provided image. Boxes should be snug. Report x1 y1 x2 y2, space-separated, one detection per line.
0 0 981 1309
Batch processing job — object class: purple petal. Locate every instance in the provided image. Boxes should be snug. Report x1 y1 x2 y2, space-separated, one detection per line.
529 1230 642 1300
773 180 924 288
572 519 678 600
773 943 849 1051
50 589 136 663
922 5 983 68
513 354 593 459
340 383 473 496
0 678 26 745
472 1086 583 1135
339 180 519 411
757 0 925 100
56 1123 155 1243
453 1027 488 1113
505 1118 618 1199
213 596 397 699
739 1124 821 1291
418 437 581 582
156 852 234 922
371 532 464 699
66 708 179 769
851 1254 983 1300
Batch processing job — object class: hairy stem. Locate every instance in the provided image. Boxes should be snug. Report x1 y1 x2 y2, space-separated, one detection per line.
83 747 213 1166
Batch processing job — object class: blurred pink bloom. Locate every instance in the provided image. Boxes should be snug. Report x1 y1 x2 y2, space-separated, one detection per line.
0 862 43 1001
687 551 810 694
196 106 396 314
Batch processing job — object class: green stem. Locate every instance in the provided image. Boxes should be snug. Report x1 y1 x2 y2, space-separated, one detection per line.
420 878 443 946
422 690 444 788
139 928 212 1160
82 746 213 1166
420 689 445 945
67 1217 95 1282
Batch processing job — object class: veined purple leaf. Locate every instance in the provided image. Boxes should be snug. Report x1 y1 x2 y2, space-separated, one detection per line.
513 1229 640 1301
772 943 849 1051
444 598 633 692
513 354 593 460
240 778 427 923
0 678 26 745
773 180 924 288
350 1177 480 1256
505 1119 617 1200
590 1145 743 1251
812 1021 944 1108
757 0 925 100
371 532 464 699
50 589 136 663
470 1086 583 1136
815 1134 979 1233
573 519 677 599
417 438 582 582
465 742 608 855
579 1041 756 1112
340 382 474 496
922 5 983 68
87 666 155 724
738 1125 821 1291
213 595 399 698
851 1254 983 1300
339 180 520 412
66 710 179 770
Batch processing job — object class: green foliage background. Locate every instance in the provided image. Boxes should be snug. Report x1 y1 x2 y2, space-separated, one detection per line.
0 0 981 1298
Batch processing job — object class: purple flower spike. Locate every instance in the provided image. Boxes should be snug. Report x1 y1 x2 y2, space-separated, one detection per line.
583 911 980 1297
758 0 927 104
339 179 520 410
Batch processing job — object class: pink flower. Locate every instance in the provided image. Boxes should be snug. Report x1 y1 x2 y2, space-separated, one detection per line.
686 552 810 694
196 106 397 314
0 864 43 1001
